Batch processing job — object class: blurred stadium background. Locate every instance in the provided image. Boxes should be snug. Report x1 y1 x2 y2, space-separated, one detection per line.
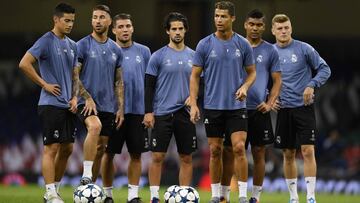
0 0 359 196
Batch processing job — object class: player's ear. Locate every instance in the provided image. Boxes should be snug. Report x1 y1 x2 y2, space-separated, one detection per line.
231 15 236 23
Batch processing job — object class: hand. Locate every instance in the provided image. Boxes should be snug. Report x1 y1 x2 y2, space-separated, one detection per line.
256 102 271 114
303 87 315 106
271 99 281 112
184 96 191 106
68 97 78 114
81 98 97 116
235 86 248 101
190 105 201 124
43 83 61 96
115 110 124 129
143 113 155 128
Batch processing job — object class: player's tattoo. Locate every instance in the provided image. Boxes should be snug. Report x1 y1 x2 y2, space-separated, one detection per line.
115 67 124 113
72 65 91 100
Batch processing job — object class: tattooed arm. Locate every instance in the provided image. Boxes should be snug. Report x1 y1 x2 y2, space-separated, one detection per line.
72 64 97 115
115 67 124 129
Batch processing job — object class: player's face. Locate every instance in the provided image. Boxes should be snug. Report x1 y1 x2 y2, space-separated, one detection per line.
167 21 186 44
55 13 75 34
112 19 134 43
244 17 265 40
272 20 292 43
214 9 235 32
92 10 111 34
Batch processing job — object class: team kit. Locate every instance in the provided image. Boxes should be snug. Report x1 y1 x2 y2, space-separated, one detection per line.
18 1 331 203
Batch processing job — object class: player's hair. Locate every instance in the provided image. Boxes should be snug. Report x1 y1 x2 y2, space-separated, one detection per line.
93 4 111 16
215 1 235 16
113 13 132 27
163 12 189 31
246 9 265 20
54 2 75 17
272 14 290 25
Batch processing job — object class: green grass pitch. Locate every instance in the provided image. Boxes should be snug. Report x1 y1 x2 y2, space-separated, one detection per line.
0 184 359 203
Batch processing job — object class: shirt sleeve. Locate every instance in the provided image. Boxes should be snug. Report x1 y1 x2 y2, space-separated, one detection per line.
270 47 281 73
76 40 86 65
145 51 160 76
116 46 123 69
303 43 331 88
143 47 151 67
28 37 47 60
192 40 206 68
243 40 255 67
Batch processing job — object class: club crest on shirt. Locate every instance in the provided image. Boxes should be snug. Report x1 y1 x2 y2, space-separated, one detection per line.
136 55 141 63
187 60 193 67
70 49 75 58
235 49 241 57
111 52 117 61
291 54 297 63
256 55 263 63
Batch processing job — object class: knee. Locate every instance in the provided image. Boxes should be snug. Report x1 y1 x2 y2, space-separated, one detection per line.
152 153 165 164
96 142 107 156
59 144 73 157
130 153 141 162
209 144 222 159
301 146 315 160
43 144 59 157
252 146 265 162
88 121 102 135
283 149 296 163
179 154 192 165
233 141 246 157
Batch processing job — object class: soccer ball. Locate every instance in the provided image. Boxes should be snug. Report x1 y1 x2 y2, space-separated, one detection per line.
174 186 200 203
73 183 105 203
164 185 182 203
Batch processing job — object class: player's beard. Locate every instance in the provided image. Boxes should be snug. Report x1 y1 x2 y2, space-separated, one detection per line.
93 26 107 35
170 36 183 44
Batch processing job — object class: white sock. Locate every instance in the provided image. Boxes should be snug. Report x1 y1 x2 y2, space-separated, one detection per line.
82 161 93 179
150 186 159 199
211 183 220 198
238 181 248 198
286 178 299 200
251 185 262 201
103 186 113 198
220 185 230 201
128 184 139 201
54 182 60 194
305 177 316 200
45 183 57 196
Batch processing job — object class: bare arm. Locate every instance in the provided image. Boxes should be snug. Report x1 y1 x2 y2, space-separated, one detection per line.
115 67 124 129
189 66 203 123
267 71 282 106
73 64 97 115
72 65 92 100
236 64 256 101
19 52 61 96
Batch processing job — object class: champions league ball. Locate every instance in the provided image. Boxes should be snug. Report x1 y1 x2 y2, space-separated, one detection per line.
164 185 182 203
174 186 200 203
73 183 105 203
